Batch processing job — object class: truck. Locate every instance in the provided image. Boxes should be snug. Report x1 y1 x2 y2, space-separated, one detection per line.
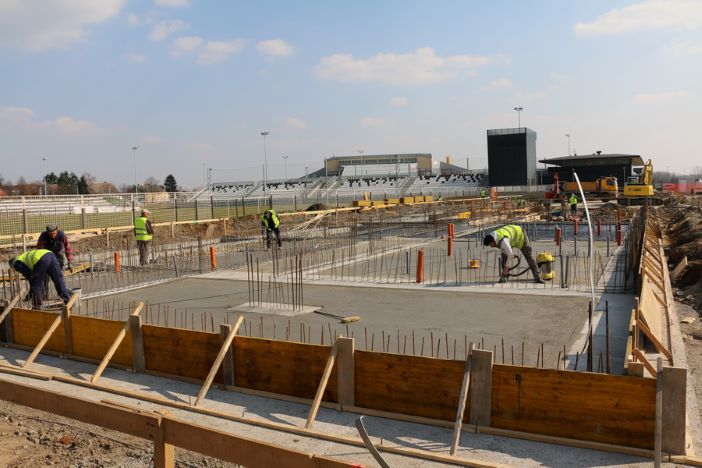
563 176 619 198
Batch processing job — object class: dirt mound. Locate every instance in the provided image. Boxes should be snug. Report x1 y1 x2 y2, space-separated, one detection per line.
666 207 702 263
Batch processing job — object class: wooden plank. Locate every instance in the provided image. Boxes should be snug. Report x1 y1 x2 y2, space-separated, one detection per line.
22 313 63 368
0 379 159 440
129 314 145 372
161 416 359 468
639 279 664 344
491 364 656 449
671 256 688 282
636 319 673 360
662 366 687 455
450 344 473 455
354 350 465 421
469 348 493 427
194 315 243 406
306 343 338 428
336 337 355 410
91 302 144 383
142 325 222 381
72 315 133 365
219 324 234 387
233 337 339 401
632 349 657 377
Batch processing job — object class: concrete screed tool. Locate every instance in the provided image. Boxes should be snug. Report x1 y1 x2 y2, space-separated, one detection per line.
313 310 361 324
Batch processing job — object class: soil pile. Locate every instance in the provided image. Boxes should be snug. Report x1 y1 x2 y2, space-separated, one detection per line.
666 203 702 310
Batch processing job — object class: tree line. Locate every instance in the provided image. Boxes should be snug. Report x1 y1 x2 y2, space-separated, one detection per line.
0 173 179 196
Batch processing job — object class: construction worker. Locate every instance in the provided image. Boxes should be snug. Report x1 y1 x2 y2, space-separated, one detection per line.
36 223 74 271
260 209 282 249
483 224 544 284
569 193 578 216
134 208 154 266
9 249 72 308
480 188 489 198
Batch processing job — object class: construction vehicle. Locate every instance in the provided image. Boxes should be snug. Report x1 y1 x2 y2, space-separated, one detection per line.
623 159 654 197
563 176 618 198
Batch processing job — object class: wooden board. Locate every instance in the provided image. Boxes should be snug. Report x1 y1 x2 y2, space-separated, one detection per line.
142 325 222 382
639 278 664 344
491 364 656 449
71 315 133 366
11 308 66 354
354 351 466 421
233 337 339 402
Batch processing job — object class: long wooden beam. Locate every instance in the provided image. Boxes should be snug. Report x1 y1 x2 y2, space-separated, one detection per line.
450 344 473 455
194 314 243 406
91 301 144 383
305 342 338 429
636 320 673 361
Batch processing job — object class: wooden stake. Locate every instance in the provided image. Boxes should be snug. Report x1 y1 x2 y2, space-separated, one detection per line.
305 342 338 429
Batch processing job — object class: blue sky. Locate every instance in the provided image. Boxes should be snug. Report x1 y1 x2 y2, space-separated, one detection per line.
1 0 701 189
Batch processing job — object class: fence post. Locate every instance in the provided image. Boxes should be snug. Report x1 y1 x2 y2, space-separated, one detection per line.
294 195 297 212
81 208 86 229
210 196 214 219
195 200 199 221
174 197 179 222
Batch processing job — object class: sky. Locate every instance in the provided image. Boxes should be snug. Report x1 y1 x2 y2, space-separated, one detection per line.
1 0 701 190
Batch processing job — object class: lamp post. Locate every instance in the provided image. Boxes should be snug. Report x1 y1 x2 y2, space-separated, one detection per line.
260 131 270 194
282 155 288 180
41 157 48 196
513 107 523 128
565 134 571 156
132 146 139 195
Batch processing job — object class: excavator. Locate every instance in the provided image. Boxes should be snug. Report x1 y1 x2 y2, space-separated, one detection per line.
622 159 662 204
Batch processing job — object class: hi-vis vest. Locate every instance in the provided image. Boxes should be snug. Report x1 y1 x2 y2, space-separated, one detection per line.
261 210 280 230
480 189 488 198
569 194 578 206
15 249 52 270
134 217 153 241
495 225 525 250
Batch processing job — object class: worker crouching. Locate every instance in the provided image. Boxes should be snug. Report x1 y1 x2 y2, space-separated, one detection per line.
9 249 72 308
483 224 545 284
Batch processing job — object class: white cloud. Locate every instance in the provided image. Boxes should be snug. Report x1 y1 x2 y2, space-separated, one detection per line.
127 13 139 27
124 52 146 63
0 0 125 52
574 0 702 36
154 0 190 7
487 78 514 89
360 117 390 128
0 106 106 135
170 36 204 57
633 91 688 102
47 116 99 134
314 47 499 85
389 97 408 108
142 135 162 144
257 39 294 59
187 143 214 152
196 39 245 64
150 19 188 41
665 41 702 55
285 117 308 129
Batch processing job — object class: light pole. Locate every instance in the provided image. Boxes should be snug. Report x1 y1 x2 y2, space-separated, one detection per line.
260 131 270 193
41 157 48 196
132 146 139 195
513 106 523 128
282 155 288 180
565 134 571 156
356 150 363 177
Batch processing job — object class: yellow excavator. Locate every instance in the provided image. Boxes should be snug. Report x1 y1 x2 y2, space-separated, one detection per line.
623 159 661 204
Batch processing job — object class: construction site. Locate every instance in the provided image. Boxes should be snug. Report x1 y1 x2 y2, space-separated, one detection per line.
0 186 702 468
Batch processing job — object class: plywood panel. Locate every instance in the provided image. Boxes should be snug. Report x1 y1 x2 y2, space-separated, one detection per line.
11 308 65 353
354 351 466 421
233 337 338 402
71 315 133 366
491 364 656 449
142 325 222 382
639 278 663 343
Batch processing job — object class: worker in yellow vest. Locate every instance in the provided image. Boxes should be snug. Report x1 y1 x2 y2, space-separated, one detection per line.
134 208 154 266
9 249 72 308
483 224 544 284
260 209 282 249
569 193 578 216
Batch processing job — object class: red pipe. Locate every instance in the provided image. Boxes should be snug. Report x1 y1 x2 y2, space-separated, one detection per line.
416 250 424 283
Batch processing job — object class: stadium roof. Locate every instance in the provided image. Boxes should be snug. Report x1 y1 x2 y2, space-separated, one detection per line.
539 153 645 166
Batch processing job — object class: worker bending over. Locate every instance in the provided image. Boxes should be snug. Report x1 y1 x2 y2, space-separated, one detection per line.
483 224 544 284
9 249 72 308
36 223 74 271
260 209 282 249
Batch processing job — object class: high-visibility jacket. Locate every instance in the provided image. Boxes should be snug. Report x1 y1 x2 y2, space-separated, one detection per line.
134 216 153 241
494 225 525 250
480 189 488 198
569 194 578 206
260 210 280 230
15 249 52 271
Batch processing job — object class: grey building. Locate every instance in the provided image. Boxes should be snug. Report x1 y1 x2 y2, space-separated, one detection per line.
487 128 537 186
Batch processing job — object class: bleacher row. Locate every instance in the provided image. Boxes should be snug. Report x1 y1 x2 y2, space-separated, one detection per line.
0 195 128 215
405 173 484 192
